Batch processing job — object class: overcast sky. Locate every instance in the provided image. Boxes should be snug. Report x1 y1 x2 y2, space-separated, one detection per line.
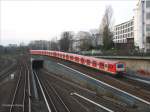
1 0 137 46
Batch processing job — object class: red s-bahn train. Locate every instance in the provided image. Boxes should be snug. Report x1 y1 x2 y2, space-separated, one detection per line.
30 50 126 76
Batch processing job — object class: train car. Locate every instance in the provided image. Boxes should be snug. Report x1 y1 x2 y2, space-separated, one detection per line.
30 50 126 75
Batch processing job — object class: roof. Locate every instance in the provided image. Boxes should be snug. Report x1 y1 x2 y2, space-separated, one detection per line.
30 50 121 64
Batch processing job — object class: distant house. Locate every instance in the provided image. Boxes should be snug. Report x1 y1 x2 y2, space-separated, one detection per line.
71 30 103 52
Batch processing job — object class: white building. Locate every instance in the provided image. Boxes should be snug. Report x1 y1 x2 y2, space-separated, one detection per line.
134 0 150 52
113 0 150 52
113 19 134 44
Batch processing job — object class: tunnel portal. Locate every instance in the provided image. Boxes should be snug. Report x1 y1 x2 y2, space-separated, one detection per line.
32 59 44 69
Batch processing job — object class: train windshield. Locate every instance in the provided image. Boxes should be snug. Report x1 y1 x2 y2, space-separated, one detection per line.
117 64 124 68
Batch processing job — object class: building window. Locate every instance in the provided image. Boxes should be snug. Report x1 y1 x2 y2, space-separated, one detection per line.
146 1 150 8
131 32 133 37
131 21 133 25
146 25 150 31
128 28 129 32
146 13 150 19
146 36 150 43
128 33 129 37
128 23 130 27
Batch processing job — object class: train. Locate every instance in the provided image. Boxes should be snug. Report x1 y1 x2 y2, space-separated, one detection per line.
30 50 126 76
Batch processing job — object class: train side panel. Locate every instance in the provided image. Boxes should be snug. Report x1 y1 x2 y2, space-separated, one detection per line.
30 50 125 75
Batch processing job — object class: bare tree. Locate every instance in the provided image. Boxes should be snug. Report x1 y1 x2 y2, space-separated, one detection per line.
101 6 113 29
50 38 59 50
100 5 114 50
59 31 73 52
50 41 58 50
77 31 93 51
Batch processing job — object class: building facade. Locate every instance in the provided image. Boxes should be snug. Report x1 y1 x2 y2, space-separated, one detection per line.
134 0 150 52
113 19 134 48
113 0 150 52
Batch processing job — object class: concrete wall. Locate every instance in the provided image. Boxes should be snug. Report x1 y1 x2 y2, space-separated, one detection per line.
120 59 150 73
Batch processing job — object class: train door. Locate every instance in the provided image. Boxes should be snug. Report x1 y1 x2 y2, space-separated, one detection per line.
104 63 108 71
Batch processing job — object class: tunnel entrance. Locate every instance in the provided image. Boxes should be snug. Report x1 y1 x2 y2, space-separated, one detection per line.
32 59 44 69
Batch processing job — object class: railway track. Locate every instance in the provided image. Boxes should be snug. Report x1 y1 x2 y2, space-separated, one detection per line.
0 65 17 83
0 55 30 112
34 56 150 110
9 67 24 112
9 61 30 112
34 70 71 112
37 69 131 112
0 58 12 72
57 62 150 103
51 58 150 101
30 52 150 112
0 56 16 73
42 79 71 112
122 73 150 89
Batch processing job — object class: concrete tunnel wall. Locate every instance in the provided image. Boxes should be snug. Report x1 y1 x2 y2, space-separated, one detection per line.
32 60 44 69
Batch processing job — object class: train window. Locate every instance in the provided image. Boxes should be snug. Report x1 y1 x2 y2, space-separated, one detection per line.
81 58 84 64
87 60 91 65
99 63 104 68
92 61 97 67
99 63 104 69
75 57 79 62
70 56 73 60
108 65 113 69
117 64 124 68
66 55 69 59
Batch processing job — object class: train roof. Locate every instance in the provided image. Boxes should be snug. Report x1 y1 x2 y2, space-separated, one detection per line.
56 51 121 64
30 50 123 64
